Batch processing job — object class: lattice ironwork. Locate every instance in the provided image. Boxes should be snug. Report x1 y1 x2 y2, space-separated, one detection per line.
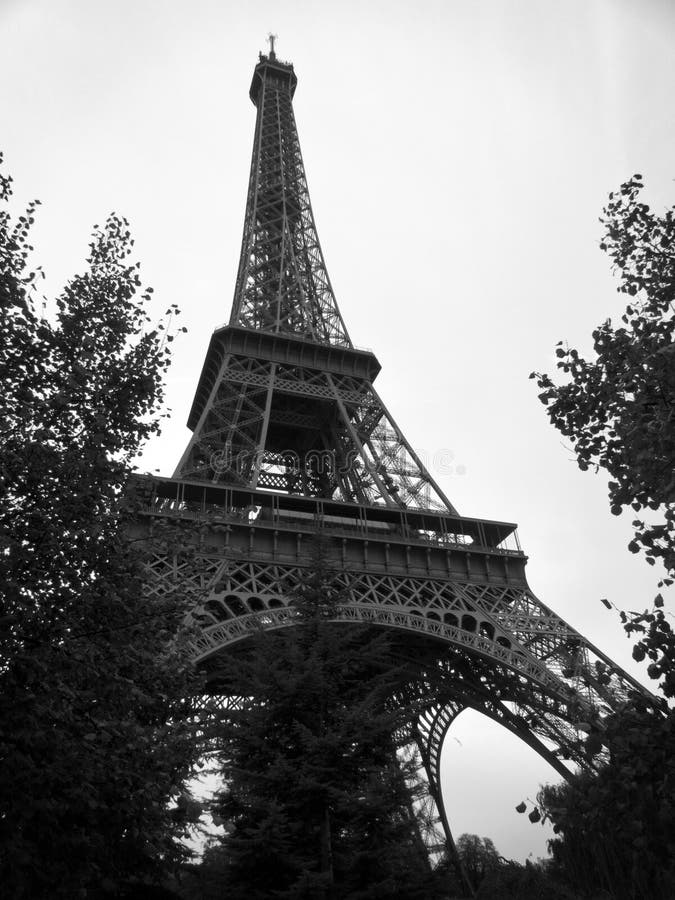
152 48 654 876
230 52 350 346
151 553 637 716
175 353 457 511
143 530 648 862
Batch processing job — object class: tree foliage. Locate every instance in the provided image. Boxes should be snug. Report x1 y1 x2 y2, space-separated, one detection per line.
454 833 500 892
537 701 675 899
443 833 575 899
531 174 674 694
0 155 202 897
526 176 675 898
198 555 447 900
473 858 575 900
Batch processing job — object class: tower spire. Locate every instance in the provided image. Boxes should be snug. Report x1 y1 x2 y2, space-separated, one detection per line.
175 58 455 509
230 49 351 347
267 32 277 59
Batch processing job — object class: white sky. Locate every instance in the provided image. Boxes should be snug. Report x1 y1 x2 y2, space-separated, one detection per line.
2 0 674 863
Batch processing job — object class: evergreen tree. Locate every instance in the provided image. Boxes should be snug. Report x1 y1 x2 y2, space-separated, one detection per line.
203 554 446 899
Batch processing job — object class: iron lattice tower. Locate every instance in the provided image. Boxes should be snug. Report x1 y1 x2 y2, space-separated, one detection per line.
141 49 648 865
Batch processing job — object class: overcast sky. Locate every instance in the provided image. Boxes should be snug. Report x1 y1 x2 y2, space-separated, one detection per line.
2 0 674 862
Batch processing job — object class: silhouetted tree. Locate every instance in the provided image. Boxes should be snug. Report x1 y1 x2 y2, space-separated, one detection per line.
0 154 202 897
532 174 674 694
536 702 675 900
528 176 675 899
474 856 575 900
201 555 447 899
454 833 500 892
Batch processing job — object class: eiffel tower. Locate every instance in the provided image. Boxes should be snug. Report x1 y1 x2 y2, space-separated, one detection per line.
141 44 648 862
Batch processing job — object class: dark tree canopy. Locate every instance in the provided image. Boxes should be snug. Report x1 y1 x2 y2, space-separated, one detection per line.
454 833 500 891
196 557 448 900
0 155 202 898
537 702 675 900
526 176 675 900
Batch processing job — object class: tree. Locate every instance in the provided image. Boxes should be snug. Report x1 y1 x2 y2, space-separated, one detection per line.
531 174 674 694
448 834 575 899
201 553 447 899
0 154 203 897
473 857 575 900
454 833 500 891
526 176 675 898
537 708 675 900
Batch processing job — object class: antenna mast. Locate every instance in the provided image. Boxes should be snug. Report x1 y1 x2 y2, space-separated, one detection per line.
267 32 277 59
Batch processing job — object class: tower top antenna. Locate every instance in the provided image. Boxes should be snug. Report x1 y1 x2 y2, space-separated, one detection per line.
267 32 277 59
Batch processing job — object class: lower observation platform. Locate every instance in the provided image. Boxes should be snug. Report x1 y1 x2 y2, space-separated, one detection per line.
132 475 527 588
